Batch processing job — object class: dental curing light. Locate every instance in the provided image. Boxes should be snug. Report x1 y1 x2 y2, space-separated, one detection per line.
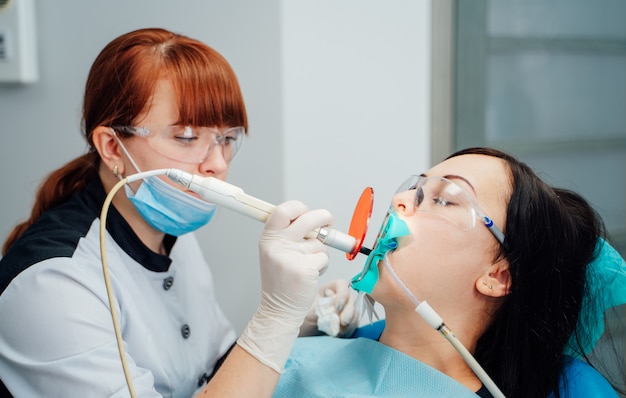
166 169 372 259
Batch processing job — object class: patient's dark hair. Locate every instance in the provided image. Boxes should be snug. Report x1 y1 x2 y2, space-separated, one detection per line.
448 147 623 398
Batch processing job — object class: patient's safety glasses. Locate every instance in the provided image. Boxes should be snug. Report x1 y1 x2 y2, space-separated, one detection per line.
397 175 505 244
113 125 245 164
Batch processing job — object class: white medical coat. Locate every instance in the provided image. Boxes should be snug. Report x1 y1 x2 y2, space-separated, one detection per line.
0 177 236 397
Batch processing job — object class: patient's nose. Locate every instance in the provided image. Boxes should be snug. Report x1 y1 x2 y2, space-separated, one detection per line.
392 190 417 215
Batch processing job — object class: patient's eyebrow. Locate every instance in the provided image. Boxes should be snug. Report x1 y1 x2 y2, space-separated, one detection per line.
421 173 476 194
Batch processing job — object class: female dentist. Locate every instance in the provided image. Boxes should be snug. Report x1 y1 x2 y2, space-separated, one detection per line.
0 27 356 398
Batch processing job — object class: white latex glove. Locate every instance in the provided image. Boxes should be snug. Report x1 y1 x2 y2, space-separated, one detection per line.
237 200 333 373
299 279 359 337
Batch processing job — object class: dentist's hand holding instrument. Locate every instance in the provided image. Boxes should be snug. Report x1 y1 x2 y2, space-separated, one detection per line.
238 200 333 373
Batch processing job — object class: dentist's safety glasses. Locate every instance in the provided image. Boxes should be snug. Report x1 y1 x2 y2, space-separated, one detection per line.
113 125 245 164
399 175 505 244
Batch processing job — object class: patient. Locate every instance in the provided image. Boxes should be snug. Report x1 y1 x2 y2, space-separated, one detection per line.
274 147 626 398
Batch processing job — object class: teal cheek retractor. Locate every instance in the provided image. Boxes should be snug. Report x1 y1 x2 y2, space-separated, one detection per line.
350 209 410 294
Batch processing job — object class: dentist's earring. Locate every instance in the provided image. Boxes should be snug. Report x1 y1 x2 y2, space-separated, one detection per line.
113 165 123 181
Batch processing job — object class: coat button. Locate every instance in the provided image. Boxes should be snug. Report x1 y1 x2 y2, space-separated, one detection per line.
197 372 210 387
181 324 191 339
163 276 174 290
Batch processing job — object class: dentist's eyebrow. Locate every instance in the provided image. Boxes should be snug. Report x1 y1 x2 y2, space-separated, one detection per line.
420 173 476 194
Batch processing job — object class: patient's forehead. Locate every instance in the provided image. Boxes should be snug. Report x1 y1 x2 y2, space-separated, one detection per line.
428 154 508 186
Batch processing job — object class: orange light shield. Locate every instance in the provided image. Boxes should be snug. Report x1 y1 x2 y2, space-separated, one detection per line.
346 187 374 260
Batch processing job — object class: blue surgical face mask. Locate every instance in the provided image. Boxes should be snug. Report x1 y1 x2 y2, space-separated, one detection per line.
124 176 216 236
114 130 217 236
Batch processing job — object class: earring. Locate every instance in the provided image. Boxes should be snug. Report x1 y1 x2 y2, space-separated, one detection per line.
482 280 493 290
113 165 119 177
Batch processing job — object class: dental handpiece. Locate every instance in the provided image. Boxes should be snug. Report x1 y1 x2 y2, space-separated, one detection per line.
166 169 361 254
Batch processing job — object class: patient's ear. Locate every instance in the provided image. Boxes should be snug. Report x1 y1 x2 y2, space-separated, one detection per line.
476 259 511 298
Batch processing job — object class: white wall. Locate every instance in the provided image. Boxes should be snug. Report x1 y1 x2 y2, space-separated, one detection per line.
0 0 431 334
282 0 431 298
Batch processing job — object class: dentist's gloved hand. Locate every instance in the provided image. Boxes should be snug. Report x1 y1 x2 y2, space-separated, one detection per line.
237 200 333 374
299 279 359 337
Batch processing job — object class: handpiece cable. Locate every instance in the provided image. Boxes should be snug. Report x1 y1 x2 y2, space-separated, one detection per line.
99 169 169 398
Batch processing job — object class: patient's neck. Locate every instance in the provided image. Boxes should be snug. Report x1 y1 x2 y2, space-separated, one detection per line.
380 311 484 392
